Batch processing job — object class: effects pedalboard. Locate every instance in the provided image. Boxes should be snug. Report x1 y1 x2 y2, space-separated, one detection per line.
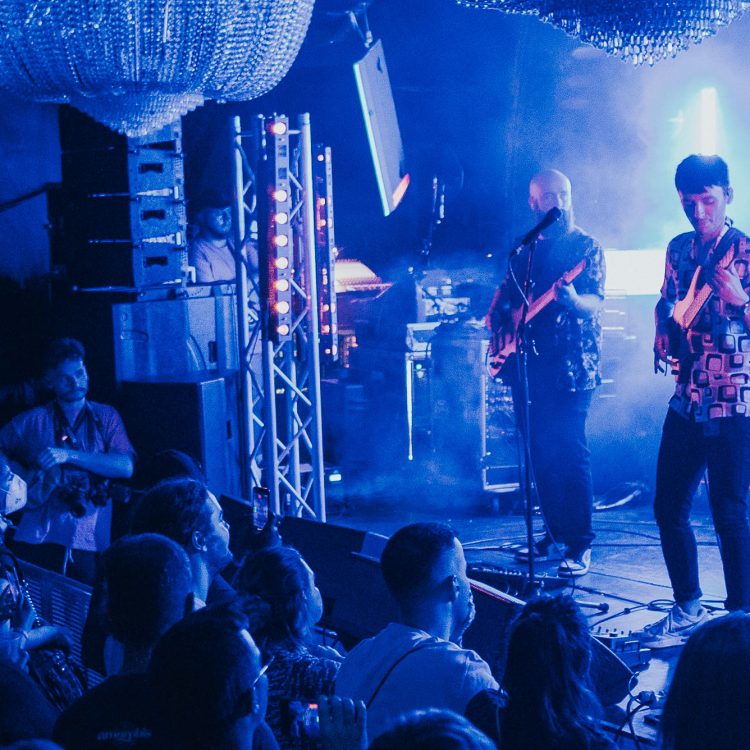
467 562 569 598
591 625 652 670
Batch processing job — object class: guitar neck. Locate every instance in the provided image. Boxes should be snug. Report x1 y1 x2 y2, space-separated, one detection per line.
526 286 556 323
526 260 586 323
682 247 734 329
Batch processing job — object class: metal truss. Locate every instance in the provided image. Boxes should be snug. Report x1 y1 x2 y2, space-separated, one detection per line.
230 113 326 521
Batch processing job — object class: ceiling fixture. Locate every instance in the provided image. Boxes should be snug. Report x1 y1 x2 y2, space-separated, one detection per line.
456 1 750 65
0 0 315 137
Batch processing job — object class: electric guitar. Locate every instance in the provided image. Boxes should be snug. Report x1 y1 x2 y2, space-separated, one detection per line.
672 247 735 331
487 259 587 378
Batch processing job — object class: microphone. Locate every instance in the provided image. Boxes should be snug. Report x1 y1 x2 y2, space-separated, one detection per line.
510 207 563 256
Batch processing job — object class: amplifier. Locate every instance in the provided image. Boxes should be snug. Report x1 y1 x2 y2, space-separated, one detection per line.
405 321 439 353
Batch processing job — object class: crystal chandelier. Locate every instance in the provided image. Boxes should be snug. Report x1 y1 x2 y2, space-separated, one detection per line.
456 1 750 65
0 0 315 137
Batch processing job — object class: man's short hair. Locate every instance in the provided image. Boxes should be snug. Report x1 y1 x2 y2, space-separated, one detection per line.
130 477 211 550
380 523 457 605
103 533 193 649
369 708 496 750
150 605 261 749
675 154 730 195
43 338 85 373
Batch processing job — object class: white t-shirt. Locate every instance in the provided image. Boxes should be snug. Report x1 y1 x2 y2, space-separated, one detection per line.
334 622 498 741
188 237 236 283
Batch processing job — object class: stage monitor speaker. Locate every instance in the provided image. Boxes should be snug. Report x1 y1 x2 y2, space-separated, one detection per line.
279 517 632 706
119 374 241 498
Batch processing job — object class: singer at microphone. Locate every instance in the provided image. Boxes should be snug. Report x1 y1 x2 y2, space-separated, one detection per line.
510 207 563 255
484 168 606 579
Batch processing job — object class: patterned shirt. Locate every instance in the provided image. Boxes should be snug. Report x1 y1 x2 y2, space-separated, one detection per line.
265 642 342 750
657 225 750 422
488 227 606 392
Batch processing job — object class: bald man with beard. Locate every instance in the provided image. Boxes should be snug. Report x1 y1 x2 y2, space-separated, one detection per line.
486 169 606 576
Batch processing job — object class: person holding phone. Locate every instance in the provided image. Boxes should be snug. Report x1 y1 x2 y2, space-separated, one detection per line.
236 546 343 750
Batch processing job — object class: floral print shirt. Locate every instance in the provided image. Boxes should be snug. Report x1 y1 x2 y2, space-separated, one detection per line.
488 227 606 392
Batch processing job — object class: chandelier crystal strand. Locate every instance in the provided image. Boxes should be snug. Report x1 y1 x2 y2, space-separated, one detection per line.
0 0 314 136
455 0 750 65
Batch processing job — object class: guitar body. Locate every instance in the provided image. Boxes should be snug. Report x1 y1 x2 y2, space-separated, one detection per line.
488 309 522 378
672 247 734 331
487 259 588 378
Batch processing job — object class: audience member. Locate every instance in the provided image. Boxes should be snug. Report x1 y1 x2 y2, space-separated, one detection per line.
0 452 71 659
498 595 613 750
130 476 233 606
0 338 134 585
53 534 194 749
82 476 233 674
0 659 58 744
660 611 750 750
149 605 274 750
132 449 205 492
368 709 496 750
335 523 498 741
236 545 342 749
0 451 84 717
318 695 367 750
4 741 64 750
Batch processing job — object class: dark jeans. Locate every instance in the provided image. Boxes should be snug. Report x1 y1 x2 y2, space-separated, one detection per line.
8 540 99 586
654 409 750 611
526 385 595 556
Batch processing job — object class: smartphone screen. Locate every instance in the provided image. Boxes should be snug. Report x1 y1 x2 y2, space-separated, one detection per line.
252 486 270 529
283 700 320 739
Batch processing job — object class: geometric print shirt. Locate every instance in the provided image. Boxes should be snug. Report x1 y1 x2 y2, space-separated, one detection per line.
657 225 750 421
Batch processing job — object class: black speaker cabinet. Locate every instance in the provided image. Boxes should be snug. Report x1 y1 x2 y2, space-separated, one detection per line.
119 374 241 498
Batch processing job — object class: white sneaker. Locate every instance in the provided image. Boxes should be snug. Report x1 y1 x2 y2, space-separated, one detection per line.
515 538 564 562
558 548 591 577
638 604 709 649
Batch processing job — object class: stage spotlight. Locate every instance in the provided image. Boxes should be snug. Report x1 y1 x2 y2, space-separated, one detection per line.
698 86 718 155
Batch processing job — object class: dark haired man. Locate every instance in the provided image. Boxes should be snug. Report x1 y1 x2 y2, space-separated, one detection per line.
149 605 272 750
645 154 750 647
335 523 497 741
0 338 134 584
53 534 194 750
130 476 233 606
188 190 260 285
486 169 605 576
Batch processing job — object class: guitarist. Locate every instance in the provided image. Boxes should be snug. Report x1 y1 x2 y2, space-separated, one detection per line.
643 155 750 648
486 169 605 576
0 338 134 585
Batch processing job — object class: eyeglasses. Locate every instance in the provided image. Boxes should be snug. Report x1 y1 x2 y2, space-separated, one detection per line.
252 654 274 689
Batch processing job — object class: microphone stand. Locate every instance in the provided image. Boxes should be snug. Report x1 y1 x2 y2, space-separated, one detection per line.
511 237 540 598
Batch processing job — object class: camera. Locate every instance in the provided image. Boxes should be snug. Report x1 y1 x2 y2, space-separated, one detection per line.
51 474 110 518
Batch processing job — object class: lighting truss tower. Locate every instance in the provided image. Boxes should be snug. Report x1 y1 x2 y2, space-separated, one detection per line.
230 114 326 520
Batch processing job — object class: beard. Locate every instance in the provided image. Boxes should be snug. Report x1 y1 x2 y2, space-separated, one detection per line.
451 595 476 646
534 208 574 238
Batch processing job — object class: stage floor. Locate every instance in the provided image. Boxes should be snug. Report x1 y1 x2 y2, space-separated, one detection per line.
326 491 726 746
